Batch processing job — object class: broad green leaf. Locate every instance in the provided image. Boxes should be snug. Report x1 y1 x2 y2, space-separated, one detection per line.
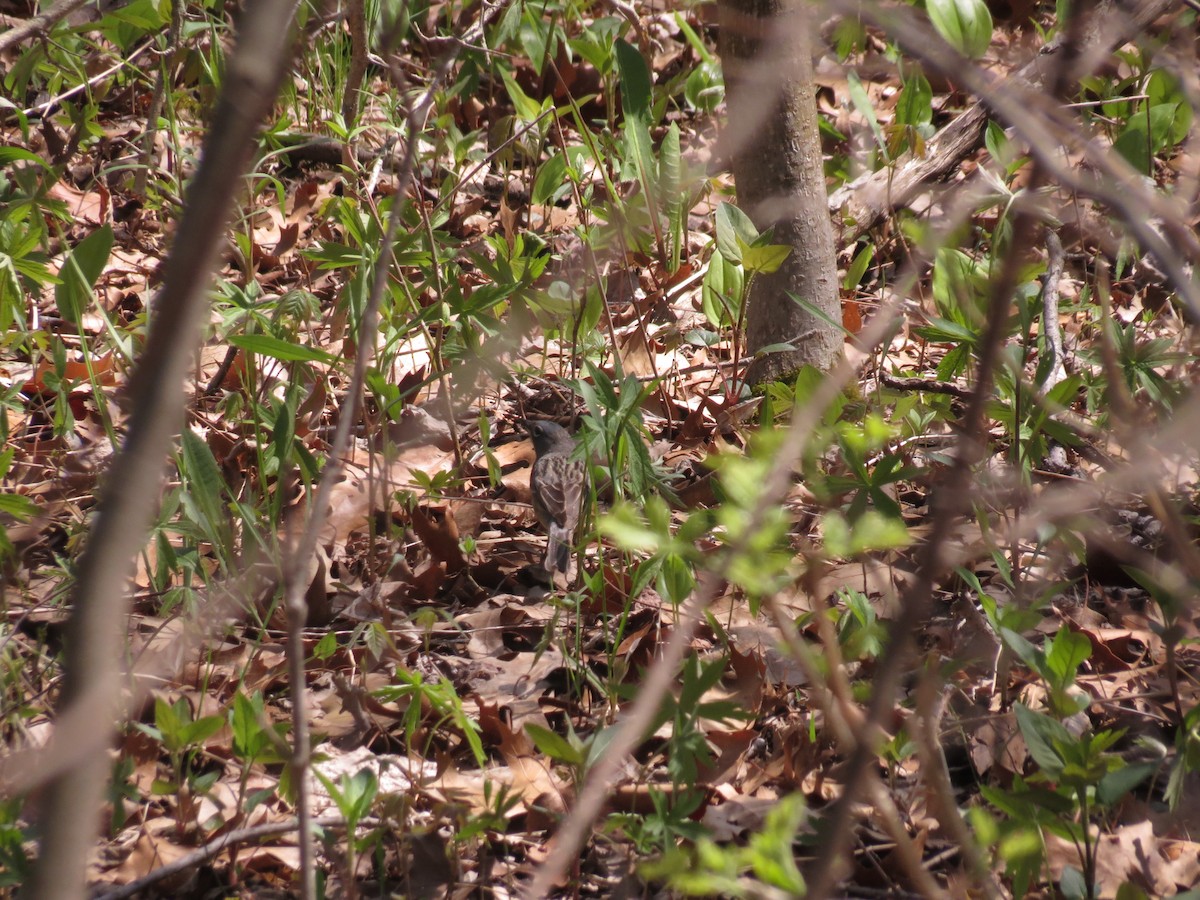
312 630 338 661
684 58 723 113
499 69 542 123
705 253 745 329
1114 102 1191 175
985 119 1017 170
822 510 910 558
931 247 988 321
1043 374 1082 407
658 553 695 604
1144 70 1193 144
714 202 758 264
532 152 569 207
615 40 658 217
232 691 267 760
999 627 1044 677
179 427 229 556
0 494 38 519
526 724 583 766
894 70 932 128
614 39 652 123
1096 762 1155 806
741 242 791 275
927 0 993 59
600 503 666 554
915 317 978 344
1044 627 1090 686
1014 703 1069 778
56 225 113 325
843 243 874 291
181 715 224 747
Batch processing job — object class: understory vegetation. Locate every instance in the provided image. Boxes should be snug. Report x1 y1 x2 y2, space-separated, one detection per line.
2 0 1200 896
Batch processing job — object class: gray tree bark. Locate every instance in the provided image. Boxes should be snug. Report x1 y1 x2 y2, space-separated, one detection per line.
718 0 842 386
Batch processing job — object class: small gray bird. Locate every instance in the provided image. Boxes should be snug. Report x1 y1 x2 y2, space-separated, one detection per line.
526 420 584 575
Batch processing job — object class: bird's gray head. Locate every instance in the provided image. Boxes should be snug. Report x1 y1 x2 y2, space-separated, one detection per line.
526 420 573 456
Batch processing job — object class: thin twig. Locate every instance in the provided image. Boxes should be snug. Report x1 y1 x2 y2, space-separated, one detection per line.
275 5 503 896
21 3 303 897
18 41 155 119
0 0 92 53
93 815 374 900
879 372 974 400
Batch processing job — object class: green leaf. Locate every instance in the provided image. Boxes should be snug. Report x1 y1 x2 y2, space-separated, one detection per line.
822 510 911 558
998 627 1044 676
927 0 993 59
748 796 807 892
599 501 668 554
931 247 988 321
179 427 229 556
742 242 791 275
714 202 758 264
232 691 266 760
271 394 297 471
1143 71 1194 144
1114 102 1191 175
894 70 932 128
312 631 338 661
915 316 978 345
846 71 887 155
985 119 1015 170
181 715 224 747
1043 627 1090 687
154 697 186 752
0 148 51 168
499 69 543 123
0 493 38 520
1014 703 1069 778
674 11 715 64
532 152 569 207
1096 762 1155 806
658 553 695 605
614 39 652 123
684 58 723 113
615 39 658 220
843 243 874 291
55 225 113 325
337 769 378 821
702 249 744 329
525 724 583 766
1043 373 1082 407
659 123 683 271
227 333 337 364
788 291 851 337
1059 866 1087 900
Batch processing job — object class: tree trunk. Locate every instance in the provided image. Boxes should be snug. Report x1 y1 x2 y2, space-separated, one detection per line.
718 0 842 386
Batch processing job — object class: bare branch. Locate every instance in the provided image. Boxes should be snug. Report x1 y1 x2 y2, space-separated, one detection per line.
0 0 92 54
20 2 303 897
